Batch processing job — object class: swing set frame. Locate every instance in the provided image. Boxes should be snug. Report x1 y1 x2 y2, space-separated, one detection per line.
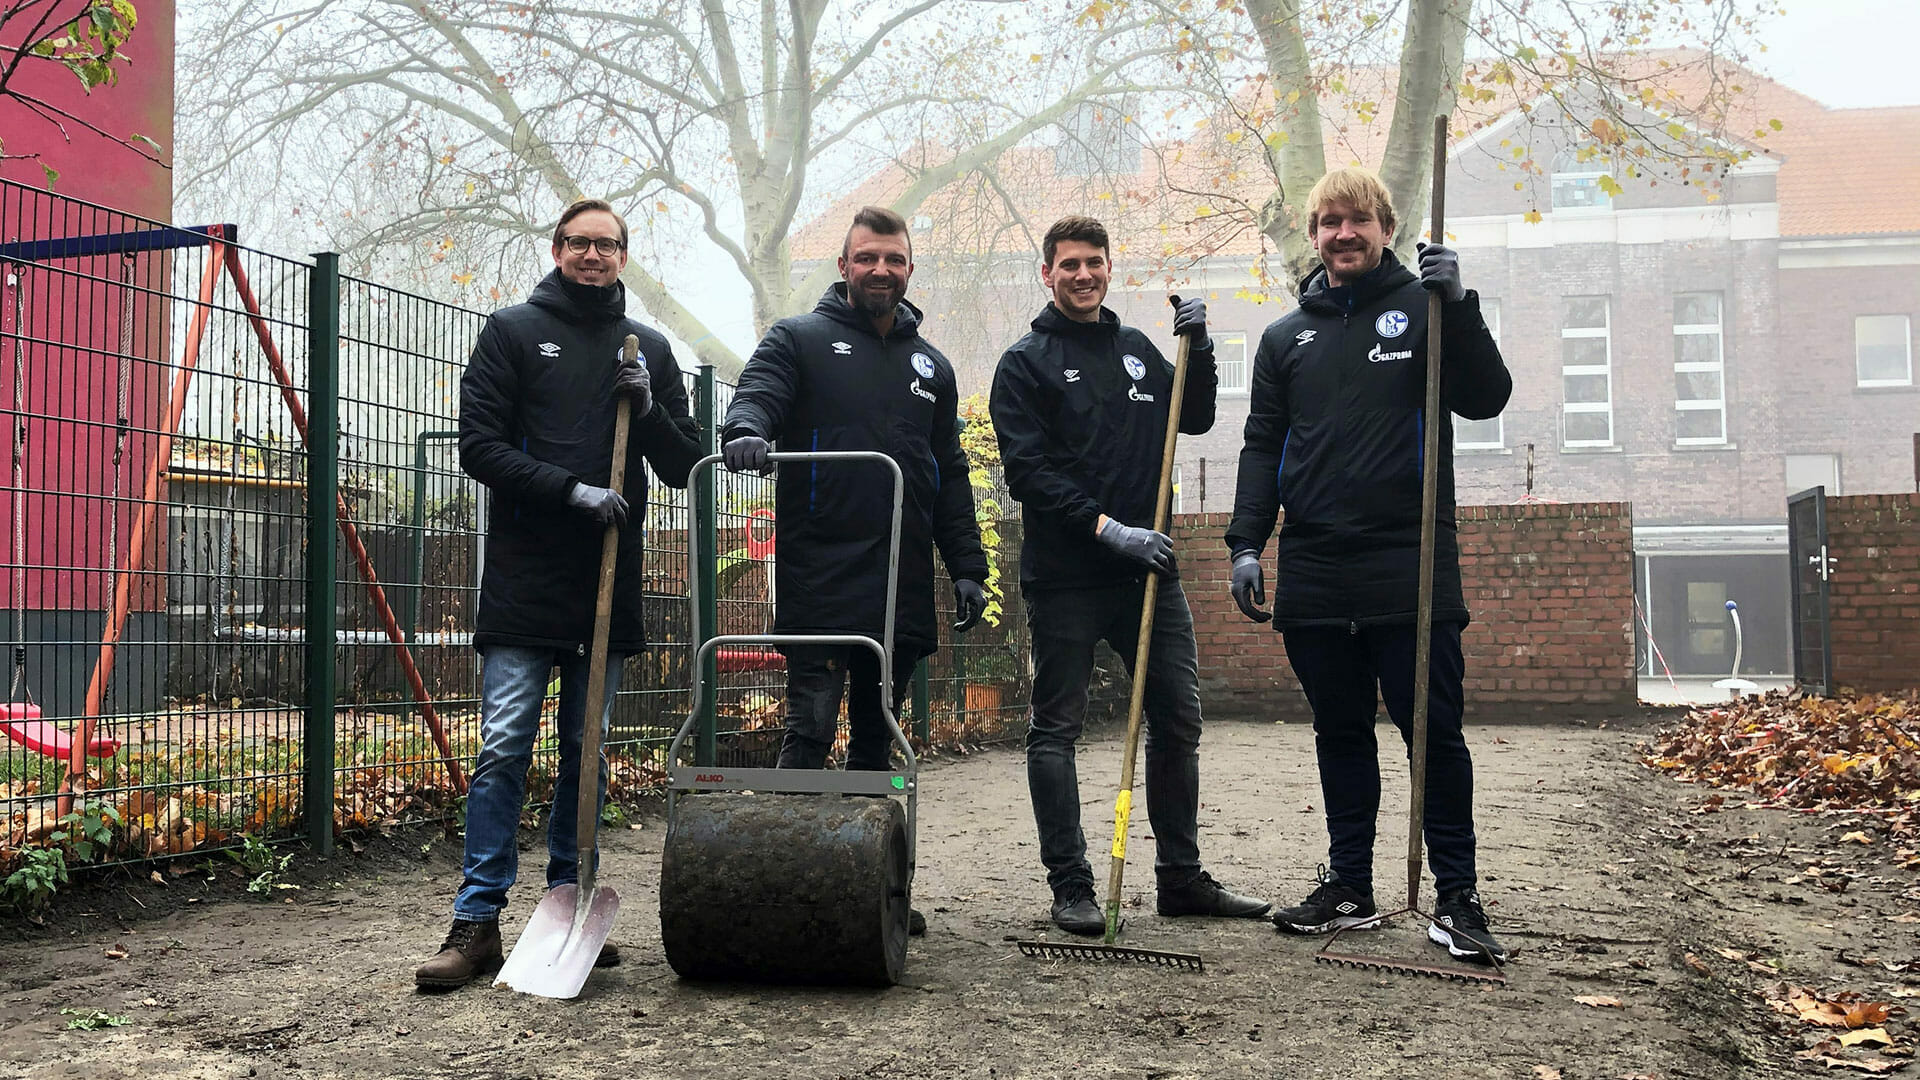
1 221 467 825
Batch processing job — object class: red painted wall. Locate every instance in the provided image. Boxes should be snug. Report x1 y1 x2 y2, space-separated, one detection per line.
0 0 175 217
2 1 175 613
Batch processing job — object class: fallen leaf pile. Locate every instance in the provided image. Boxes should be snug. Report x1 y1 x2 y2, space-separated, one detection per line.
1768 985 1913 1073
1645 690 1920 830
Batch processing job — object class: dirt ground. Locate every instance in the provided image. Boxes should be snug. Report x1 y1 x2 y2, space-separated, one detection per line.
3 714 1916 1079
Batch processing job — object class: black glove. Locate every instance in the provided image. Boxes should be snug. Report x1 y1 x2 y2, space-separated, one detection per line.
722 434 771 473
614 352 652 415
1230 552 1271 623
953 579 986 632
566 482 629 528
1095 517 1176 576
1416 242 1466 303
1169 294 1211 351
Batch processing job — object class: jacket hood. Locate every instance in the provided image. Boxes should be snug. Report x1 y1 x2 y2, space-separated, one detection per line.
527 267 627 323
1030 302 1120 338
1298 248 1416 315
816 282 924 339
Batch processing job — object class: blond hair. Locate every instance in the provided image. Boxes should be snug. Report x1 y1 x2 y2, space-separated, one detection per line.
1304 167 1397 237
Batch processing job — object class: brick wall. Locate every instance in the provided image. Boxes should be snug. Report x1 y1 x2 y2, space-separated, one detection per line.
1824 493 1920 693
1171 501 1636 722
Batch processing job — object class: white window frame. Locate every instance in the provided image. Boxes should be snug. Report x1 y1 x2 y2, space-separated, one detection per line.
1453 299 1504 450
1674 292 1726 445
1214 331 1250 395
1169 462 1183 515
1855 314 1913 388
1550 146 1614 215
1562 296 1613 448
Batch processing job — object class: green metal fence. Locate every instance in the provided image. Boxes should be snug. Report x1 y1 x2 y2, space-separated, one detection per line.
2 180 1069 879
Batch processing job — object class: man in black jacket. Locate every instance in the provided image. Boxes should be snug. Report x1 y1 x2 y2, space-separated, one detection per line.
1226 166 1513 963
990 215 1269 937
416 198 702 989
722 207 988 936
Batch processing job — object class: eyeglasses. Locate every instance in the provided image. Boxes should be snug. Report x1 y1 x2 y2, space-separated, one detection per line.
560 235 625 256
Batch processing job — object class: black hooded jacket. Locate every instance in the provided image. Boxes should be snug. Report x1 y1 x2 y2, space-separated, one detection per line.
1225 249 1511 629
721 284 988 658
458 269 703 655
990 303 1218 592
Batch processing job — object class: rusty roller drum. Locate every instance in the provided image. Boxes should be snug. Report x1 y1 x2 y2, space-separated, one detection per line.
660 793 910 986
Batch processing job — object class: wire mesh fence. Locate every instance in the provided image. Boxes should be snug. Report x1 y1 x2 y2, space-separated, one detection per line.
1 178 1133 883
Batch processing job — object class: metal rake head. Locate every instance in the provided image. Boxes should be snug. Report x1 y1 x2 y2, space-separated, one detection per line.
1313 905 1507 987
1015 939 1205 972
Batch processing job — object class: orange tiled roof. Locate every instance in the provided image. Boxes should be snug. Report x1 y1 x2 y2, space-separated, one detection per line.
791 53 1915 262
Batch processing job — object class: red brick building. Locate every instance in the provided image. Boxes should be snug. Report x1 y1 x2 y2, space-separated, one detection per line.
793 65 1920 682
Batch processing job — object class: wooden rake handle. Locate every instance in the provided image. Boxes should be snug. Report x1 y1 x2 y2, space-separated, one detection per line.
1103 297 1194 944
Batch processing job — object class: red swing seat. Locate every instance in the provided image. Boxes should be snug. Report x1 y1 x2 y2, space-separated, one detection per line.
1 703 122 759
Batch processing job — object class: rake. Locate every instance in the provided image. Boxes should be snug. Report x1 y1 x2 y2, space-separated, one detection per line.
1315 117 1507 988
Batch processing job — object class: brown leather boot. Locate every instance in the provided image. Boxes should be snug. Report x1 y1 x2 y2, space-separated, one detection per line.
414 918 503 989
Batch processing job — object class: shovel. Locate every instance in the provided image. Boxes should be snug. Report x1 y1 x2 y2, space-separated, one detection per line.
496 333 638 998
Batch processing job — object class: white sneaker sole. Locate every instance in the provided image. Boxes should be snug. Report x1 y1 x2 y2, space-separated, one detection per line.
1428 921 1507 964
1275 913 1382 935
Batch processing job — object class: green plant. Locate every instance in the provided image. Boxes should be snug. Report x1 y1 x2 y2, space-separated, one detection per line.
61 1008 131 1031
53 803 122 864
962 638 1024 683
957 395 1008 628
227 832 276 874
227 833 294 894
600 802 627 827
1 849 69 916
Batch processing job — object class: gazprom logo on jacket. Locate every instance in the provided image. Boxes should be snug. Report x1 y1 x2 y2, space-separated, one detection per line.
910 352 935 378
1375 310 1410 338
1122 354 1146 381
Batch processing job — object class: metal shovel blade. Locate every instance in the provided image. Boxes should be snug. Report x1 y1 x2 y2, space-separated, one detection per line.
494 883 621 999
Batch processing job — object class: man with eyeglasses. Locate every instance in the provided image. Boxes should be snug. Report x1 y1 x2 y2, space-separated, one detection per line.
417 197 702 990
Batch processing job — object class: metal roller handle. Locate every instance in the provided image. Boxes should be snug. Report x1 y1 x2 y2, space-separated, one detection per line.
667 451 911 802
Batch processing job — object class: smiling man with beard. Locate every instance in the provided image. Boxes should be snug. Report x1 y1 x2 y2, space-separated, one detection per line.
720 206 990 937
1227 166 1512 965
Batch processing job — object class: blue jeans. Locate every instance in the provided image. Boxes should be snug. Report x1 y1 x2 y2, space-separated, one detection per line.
453 645 623 923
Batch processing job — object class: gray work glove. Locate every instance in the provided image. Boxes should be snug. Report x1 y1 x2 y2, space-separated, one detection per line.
953 579 987 632
566 482 629 528
1416 242 1466 303
613 351 652 415
1096 517 1176 576
1230 551 1271 623
1169 294 1211 351
722 434 772 474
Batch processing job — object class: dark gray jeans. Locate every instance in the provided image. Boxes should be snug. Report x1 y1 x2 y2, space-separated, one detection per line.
776 644 914 771
1023 579 1204 895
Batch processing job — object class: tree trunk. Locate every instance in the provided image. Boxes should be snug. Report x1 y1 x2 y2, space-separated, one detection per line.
1379 0 1470 257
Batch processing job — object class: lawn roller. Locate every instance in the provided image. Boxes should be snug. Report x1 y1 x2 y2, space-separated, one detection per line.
660 450 915 987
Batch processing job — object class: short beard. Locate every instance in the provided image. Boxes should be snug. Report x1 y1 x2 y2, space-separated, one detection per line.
852 285 899 319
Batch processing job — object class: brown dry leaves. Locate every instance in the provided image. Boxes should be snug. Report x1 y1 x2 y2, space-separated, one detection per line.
1645 689 1920 833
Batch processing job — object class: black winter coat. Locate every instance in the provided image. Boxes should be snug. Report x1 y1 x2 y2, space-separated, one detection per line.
721 284 988 657
459 269 703 655
1225 250 1511 629
990 304 1218 592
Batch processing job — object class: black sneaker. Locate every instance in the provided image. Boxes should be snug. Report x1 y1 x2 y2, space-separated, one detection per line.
1271 867 1378 935
1156 870 1271 919
1429 888 1508 964
1050 886 1106 937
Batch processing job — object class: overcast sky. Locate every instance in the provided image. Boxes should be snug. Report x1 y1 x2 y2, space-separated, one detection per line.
1756 1 1917 108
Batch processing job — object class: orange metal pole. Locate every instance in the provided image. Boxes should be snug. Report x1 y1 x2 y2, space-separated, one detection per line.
222 247 466 793
66 238 228 809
